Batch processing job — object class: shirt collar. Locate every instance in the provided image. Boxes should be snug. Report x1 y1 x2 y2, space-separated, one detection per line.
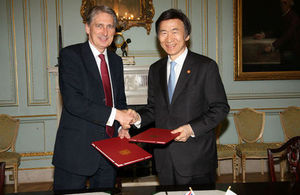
168 47 188 65
88 41 107 59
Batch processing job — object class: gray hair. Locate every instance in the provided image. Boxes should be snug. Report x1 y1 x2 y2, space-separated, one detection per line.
86 5 118 27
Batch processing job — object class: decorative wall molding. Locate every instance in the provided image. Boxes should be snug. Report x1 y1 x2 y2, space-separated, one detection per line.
216 0 223 70
201 0 208 56
16 115 57 155
0 0 19 107
172 0 178 9
12 114 57 118
126 50 161 57
228 92 300 100
21 152 53 157
23 0 51 106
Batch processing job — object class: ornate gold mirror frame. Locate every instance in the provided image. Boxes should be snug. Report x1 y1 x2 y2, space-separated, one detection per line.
80 0 155 34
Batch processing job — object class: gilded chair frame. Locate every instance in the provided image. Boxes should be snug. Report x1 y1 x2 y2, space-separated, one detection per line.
234 108 281 182
280 106 300 141
0 115 19 152
0 114 20 193
234 108 265 144
216 124 238 183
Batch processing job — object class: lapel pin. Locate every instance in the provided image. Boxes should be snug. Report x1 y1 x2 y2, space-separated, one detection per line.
187 69 191 74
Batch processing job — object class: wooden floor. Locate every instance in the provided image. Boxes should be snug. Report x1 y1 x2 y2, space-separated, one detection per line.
3 172 278 194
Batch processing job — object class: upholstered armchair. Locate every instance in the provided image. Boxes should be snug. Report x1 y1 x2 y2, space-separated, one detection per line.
0 114 21 193
216 124 238 183
268 136 300 182
234 108 281 182
280 106 300 141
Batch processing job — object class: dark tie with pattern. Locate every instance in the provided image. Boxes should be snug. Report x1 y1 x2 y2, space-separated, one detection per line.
99 54 114 137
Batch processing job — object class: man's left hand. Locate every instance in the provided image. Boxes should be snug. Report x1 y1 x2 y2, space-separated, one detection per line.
171 124 194 142
118 128 131 139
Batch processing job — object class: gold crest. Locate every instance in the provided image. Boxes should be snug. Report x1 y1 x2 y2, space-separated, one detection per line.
119 149 131 155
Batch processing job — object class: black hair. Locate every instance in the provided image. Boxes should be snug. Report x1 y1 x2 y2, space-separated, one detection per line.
155 9 191 37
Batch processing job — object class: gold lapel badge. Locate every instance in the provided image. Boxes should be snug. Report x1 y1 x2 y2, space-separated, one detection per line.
187 70 191 74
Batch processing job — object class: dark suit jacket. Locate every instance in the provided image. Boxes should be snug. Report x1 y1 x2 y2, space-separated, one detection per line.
52 41 127 176
138 50 230 177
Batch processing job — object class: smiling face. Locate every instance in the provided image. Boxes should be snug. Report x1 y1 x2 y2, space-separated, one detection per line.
158 19 190 61
85 12 115 53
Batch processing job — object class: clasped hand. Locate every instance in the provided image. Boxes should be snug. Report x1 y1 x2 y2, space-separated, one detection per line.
115 109 139 129
116 109 140 139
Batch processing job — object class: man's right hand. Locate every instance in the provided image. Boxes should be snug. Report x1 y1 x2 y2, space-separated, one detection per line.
126 109 140 124
115 109 136 129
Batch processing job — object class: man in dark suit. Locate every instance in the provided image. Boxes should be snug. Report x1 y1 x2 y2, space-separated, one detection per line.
133 9 230 185
52 6 134 191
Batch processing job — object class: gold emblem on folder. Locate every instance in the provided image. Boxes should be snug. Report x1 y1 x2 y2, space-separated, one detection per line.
119 149 131 155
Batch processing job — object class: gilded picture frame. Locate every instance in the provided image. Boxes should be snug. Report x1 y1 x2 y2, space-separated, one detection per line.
234 0 300 80
80 0 155 35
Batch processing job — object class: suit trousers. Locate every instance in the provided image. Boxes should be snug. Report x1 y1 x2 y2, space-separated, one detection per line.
157 149 216 185
53 160 116 191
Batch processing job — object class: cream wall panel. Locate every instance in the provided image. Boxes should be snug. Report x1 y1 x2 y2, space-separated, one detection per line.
23 0 50 105
16 120 45 153
61 0 86 47
0 0 19 106
188 0 202 55
264 113 285 142
44 118 58 152
216 0 224 71
199 0 208 55
207 0 217 60
21 156 52 169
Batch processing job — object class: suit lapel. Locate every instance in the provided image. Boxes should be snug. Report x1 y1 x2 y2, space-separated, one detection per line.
82 42 102 84
81 42 104 96
171 51 193 103
158 58 169 105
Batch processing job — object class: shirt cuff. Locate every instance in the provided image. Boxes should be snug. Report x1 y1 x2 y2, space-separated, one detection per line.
118 126 122 132
189 124 195 138
106 108 116 126
134 113 142 128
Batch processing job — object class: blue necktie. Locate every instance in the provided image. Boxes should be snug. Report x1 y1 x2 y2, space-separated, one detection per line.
168 61 176 102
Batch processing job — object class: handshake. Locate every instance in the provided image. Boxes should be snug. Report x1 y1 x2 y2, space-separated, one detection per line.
115 109 140 130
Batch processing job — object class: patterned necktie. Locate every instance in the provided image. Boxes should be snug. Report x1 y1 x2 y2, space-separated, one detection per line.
99 54 114 137
168 61 176 102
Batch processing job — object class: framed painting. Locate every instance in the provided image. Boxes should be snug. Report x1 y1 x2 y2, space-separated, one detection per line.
234 0 300 80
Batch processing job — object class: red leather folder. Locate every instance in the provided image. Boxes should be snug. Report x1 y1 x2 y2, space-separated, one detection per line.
129 128 179 144
92 137 152 167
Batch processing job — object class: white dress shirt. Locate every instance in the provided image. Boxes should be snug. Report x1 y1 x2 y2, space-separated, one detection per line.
167 47 188 87
89 41 116 127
